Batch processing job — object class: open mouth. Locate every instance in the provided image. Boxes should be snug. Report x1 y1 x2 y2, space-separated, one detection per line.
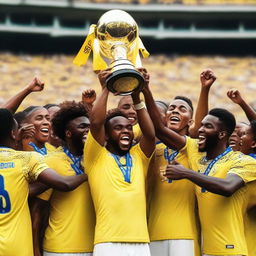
127 116 136 124
229 139 238 147
169 116 180 124
198 135 206 146
120 135 130 146
40 128 49 136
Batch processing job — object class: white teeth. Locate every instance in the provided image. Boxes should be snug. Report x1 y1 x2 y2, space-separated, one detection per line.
41 128 49 132
170 116 180 121
128 117 135 120
199 135 205 139
121 136 129 140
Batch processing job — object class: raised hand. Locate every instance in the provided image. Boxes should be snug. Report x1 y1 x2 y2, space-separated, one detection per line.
97 68 112 90
138 68 150 91
18 123 36 140
200 69 216 88
82 89 97 106
26 77 45 92
227 89 243 105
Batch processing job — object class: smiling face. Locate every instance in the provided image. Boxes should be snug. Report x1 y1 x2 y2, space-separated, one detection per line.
66 116 90 152
198 115 223 152
228 122 248 151
26 107 51 145
106 116 134 153
118 96 137 126
165 99 193 134
239 124 256 155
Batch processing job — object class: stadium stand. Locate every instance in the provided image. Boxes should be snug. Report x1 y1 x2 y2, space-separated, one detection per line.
0 52 255 121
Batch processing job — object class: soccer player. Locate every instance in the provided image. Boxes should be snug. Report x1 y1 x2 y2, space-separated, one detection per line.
0 108 87 256
32 100 95 256
84 69 155 256
165 108 256 256
143 69 215 256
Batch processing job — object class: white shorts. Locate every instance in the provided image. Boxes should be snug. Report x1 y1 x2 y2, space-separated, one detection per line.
150 239 194 256
93 242 151 256
203 255 243 256
43 252 92 256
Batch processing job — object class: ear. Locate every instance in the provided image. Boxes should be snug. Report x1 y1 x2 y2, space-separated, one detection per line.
251 140 256 150
218 131 227 140
188 119 194 127
65 129 72 139
11 129 16 140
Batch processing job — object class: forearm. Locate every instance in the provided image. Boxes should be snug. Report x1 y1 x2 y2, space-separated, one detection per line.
90 87 109 126
38 170 87 192
143 88 185 150
1 86 31 113
132 94 155 141
183 169 235 197
190 87 210 138
29 182 49 197
239 100 256 121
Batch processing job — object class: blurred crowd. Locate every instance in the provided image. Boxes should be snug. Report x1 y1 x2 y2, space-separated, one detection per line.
0 52 255 121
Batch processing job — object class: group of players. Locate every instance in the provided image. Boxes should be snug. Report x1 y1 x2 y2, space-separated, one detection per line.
0 67 256 256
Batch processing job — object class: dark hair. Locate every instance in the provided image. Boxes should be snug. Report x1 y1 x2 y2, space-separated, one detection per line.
44 104 59 109
155 100 169 112
174 96 194 114
14 111 26 127
104 108 128 132
22 106 43 119
0 108 16 141
52 101 89 141
209 108 236 136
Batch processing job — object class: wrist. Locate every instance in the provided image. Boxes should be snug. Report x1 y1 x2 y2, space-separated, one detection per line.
134 101 146 110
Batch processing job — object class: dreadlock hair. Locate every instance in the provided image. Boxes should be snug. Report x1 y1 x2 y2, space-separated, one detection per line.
52 101 89 141
209 108 236 136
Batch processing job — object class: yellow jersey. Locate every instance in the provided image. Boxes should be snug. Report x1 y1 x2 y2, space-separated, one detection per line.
0 148 48 256
38 149 95 253
244 164 256 256
192 150 256 255
84 131 152 245
148 137 203 256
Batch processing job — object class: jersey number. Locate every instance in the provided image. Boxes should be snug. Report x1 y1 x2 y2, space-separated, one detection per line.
0 175 11 214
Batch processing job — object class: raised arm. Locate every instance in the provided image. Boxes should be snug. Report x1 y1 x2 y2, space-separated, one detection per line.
141 71 185 150
37 168 87 192
81 88 97 113
227 89 256 121
89 70 112 146
165 162 244 197
131 71 155 157
1 77 44 113
189 69 216 138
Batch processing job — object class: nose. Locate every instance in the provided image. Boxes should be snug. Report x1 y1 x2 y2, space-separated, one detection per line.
198 125 204 133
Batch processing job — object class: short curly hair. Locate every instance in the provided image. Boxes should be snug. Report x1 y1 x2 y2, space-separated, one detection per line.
52 101 89 141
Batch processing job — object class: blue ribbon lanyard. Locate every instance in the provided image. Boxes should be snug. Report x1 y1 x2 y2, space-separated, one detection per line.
29 142 47 155
63 147 83 175
112 153 133 183
249 153 256 159
164 147 179 183
201 147 232 192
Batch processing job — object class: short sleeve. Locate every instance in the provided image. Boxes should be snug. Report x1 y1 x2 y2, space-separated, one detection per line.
83 131 104 172
23 152 49 182
228 154 256 183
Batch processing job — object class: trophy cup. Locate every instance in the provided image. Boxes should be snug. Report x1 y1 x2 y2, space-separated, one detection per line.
73 10 149 95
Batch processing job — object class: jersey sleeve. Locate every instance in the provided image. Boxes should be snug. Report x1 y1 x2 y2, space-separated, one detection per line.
83 131 104 173
23 152 49 182
228 154 256 183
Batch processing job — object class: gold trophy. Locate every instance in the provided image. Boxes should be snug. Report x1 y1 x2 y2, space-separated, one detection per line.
73 10 149 95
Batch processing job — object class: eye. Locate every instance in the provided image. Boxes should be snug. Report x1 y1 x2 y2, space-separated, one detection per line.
121 104 131 110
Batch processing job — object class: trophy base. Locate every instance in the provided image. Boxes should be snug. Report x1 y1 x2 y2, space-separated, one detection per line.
106 69 144 96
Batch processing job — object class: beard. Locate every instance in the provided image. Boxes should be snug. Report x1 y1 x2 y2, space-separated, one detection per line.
106 137 132 155
199 135 219 153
